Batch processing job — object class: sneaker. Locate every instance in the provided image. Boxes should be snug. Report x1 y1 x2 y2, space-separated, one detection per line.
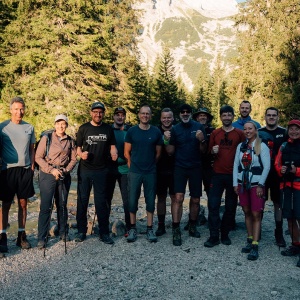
127 228 137 243
221 234 231 245
155 226 166 236
146 229 157 243
281 245 300 257
247 244 259 260
74 233 86 243
241 238 253 253
188 224 200 238
16 231 31 249
60 234 70 242
100 234 114 245
0 233 8 253
275 229 286 248
172 227 182 246
204 236 220 248
37 240 45 249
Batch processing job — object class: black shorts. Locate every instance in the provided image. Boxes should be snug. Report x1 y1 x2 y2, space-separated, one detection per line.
156 171 175 197
281 187 300 219
0 167 35 202
265 171 281 203
174 166 202 198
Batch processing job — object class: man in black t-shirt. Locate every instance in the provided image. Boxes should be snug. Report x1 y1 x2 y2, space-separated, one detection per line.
75 102 117 244
258 107 287 247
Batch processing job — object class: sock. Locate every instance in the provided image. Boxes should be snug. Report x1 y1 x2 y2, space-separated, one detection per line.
18 228 25 232
248 236 253 240
172 222 180 229
190 219 197 226
252 241 259 245
147 225 153 231
157 214 165 224
130 224 136 229
275 221 283 231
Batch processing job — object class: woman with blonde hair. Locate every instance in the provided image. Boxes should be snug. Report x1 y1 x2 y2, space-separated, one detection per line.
233 121 270 260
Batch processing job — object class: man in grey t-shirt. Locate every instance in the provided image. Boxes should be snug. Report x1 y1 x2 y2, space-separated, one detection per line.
0 97 36 253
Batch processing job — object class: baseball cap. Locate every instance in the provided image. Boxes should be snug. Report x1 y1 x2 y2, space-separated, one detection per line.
179 104 192 113
91 102 106 111
288 119 300 128
54 114 68 124
114 107 126 115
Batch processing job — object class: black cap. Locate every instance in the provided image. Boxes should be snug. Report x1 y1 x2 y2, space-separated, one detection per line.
114 107 126 115
91 102 105 111
179 104 192 113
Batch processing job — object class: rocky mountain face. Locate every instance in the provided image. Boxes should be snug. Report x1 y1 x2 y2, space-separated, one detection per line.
135 0 240 90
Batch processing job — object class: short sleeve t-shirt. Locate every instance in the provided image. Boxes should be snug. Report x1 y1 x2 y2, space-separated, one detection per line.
76 122 116 170
0 120 36 169
125 125 163 174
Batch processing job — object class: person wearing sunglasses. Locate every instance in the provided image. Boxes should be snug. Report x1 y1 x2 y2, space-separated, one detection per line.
165 104 207 246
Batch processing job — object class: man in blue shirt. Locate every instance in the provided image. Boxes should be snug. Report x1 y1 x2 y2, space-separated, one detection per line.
124 105 162 243
232 100 261 130
165 104 207 246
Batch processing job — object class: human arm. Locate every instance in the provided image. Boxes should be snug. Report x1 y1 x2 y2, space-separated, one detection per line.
258 143 271 186
155 145 162 162
124 142 132 168
30 143 35 171
110 145 118 162
233 143 241 194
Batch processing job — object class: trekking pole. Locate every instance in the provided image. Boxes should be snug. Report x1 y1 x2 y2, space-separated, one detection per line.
91 206 97 235
44 193 55 258
59 174 67 255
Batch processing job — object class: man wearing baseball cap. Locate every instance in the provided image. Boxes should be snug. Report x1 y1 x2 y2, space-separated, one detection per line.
106 107 131 235
75 102 118 244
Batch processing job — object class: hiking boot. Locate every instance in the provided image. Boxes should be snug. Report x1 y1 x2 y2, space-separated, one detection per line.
204 236 220 248
221 234 231 245
281 245 300 257
188 224 200 238
127 228 137 243
37 240 45 249
183 221 190 231
74 233 86 243
146 229 157 243
16 231 31 249
155 225 166 236
172 227 182 246
60 234 70 242
247 244 259 261
0 233 8 253
275 229 286 248
100 234 114 245
241 238 253 253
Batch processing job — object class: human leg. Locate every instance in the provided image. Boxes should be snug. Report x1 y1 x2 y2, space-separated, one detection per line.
118 173 130 230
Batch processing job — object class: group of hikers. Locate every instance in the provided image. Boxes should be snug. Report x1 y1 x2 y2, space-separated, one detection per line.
0 97 299 268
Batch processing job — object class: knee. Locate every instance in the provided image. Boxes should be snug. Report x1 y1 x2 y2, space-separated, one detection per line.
190 197 200 205
18 199 28 210
174 194 184 205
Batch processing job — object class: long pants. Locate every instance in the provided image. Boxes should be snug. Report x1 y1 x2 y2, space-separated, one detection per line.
208 173 237 237
38 171 71 241
106 169 130 228
76 168 109 235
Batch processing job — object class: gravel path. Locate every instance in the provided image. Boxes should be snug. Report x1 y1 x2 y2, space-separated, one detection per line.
0 187 299 300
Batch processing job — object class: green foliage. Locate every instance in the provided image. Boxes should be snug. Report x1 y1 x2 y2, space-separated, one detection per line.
0 0 143 135
227 0 300 123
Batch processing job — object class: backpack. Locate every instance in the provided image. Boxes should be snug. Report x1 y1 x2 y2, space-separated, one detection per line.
34 129 54 170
